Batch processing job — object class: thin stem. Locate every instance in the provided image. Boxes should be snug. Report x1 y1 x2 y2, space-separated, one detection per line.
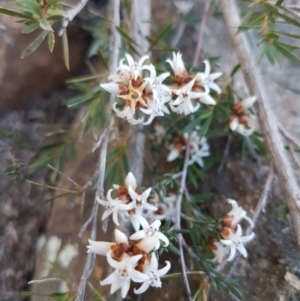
176 134 192 301
25 180 76 194
220 0 300 251
47 164 79 186
74 0 121 299
192 0 212 67
279 124 300 151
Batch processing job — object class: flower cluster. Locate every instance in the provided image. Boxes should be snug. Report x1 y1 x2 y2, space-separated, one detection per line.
98 172 177 231
228 96 258 136
88 229 170 298
167 130 210 167
210 199 255 263
101 52 222 124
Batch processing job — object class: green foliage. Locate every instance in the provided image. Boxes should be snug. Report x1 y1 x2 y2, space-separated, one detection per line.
105 145 130 188
5 160 25 181
239 0 300 65
0 1 69 66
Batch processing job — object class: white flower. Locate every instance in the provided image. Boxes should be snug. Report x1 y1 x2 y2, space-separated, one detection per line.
166 52 187 78
223 199 254 228
140 99 170 125
134 253 171 294
97 190 132 225
188 136 210 167
144 64 171 99
229 115 258 136
127 185 158 230
229 96 258 136
196 60 222 94
221 225 255 261
130 216 169 249
118 54 149 81
210 240 230 264
170 79 203 115
100 252 148 298
87 229 129 256
113 103 144 125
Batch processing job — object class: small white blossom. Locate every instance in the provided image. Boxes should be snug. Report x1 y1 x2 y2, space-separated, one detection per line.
134 253 171 294
224 199 254 228
210 240 230 264
97 190 132 225
221 225 255 261
140 99 170 125
196 60 222 94
144 64 171 100
229 96 258 136
130 216 169 249
167 131 210 168
117 54 149 81
87 229 128 256
100 252 148 298
170 79 203 115
188 136 210 167
166 52 187 78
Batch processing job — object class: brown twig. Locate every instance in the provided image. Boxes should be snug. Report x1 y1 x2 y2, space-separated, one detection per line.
192 0 212 67
220 0 300 251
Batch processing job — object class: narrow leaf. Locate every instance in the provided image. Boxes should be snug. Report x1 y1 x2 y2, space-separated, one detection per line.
148 21 173 51
48 31 55 53
0 8 29 19
62 29 70 70
97 49 109 70
21 31 48 59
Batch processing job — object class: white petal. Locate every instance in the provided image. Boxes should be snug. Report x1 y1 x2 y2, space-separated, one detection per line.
101 83 121 95
125 53 135 66
149 253 158 270
106 252 119 269
114 229 129 244
128 185 139 201
136 215 150 229
167 148 180 162
137 237 158 253
227 246 237 261
229 117 238 131
157 261 171 277
123 254 143 267
157 232 169 247
200 94 216 105
208 82 221 94
121 279 131 298
141 187 152 200
131 269 149 282
203 60 211 76
102 209 112 222
87 240 113 255
110 279 122 294
241 96 257 110
100 270 118 286
134 281 150 294
125 172 137 189
240 232 255 243
112 210 120 226
236 243 248 258
130 230 147 240
144 202 159 211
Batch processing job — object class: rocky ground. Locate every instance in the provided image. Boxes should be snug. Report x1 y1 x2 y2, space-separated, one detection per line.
1 0 300 301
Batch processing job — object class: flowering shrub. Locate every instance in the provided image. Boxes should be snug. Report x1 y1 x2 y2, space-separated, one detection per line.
5 1 300 300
